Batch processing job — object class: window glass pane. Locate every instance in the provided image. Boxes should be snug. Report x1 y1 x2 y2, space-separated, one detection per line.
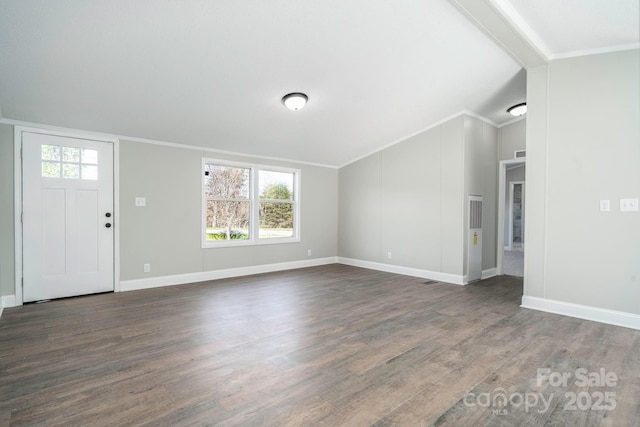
41 145 60 161
81 165 98 180
259 171 293 200
259 202 293 239
205 200 250 240
42 162 61 178
62 147 80 162
205 165 250 199
62 163 80 179
81 149 98 164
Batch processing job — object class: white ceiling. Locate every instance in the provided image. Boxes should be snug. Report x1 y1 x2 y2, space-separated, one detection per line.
500 0 640 59
0 1 636 167
498 0 640 59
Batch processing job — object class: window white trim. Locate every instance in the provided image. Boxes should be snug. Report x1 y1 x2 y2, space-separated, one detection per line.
201 157 301 248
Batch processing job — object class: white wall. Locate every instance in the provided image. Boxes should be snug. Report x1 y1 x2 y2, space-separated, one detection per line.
525 49 640 316
119 140 339 281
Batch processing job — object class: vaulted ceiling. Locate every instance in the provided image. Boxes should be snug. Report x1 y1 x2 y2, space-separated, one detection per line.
0 0 637 167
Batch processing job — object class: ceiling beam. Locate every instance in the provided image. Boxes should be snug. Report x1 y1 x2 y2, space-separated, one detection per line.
448 0 547 69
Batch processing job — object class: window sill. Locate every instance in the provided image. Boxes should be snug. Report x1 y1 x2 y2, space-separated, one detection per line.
202 237 300 249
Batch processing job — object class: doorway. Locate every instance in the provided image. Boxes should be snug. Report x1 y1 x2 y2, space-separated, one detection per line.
497 160 525 277
17 128 117 303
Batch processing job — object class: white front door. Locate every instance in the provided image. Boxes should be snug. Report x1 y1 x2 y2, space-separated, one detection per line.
22 132 114 302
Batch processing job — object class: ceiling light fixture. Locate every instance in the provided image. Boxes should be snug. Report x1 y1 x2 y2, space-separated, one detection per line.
507 102 527 117
282 93 308 111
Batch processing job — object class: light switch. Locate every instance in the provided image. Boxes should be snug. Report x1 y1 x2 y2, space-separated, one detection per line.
599 200 610 212
135 197 146 207
620 198 639 212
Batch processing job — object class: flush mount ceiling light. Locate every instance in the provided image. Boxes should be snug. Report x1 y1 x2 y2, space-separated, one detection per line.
282 93 308 111
507 102 527 117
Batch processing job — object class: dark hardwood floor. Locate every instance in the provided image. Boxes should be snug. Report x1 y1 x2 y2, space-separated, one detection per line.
1 264 638 426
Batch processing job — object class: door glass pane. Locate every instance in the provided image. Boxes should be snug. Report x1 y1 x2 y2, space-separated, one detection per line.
81 165 98 180
62 164 80 179
62 147 80 162
42 162 61 178
41 145 61 161
512 184 522 245
81 149 98 164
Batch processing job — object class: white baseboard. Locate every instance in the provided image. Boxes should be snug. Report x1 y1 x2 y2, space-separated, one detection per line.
1 294 17 308
120 257 338 292
0 295 17 318
521 295 640 331
482 268 497 279
337 257 464 285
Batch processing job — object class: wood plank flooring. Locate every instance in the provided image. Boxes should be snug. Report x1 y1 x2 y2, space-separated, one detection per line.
1 264 638 426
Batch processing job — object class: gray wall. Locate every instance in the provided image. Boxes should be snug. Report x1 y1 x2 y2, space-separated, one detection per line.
498 118 526 161
338 114 498 280
525 49 640 314
463 116 498 272
0 123 15 297
120 140 339 281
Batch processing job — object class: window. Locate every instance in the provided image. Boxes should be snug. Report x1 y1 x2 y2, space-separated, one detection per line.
41 144 98 180
203 159 299 247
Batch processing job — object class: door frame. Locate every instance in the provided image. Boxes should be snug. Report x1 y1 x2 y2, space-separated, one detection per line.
497 158 525 276
14 125 121 305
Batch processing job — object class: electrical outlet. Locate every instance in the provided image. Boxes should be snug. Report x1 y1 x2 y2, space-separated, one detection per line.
307 249 312 256
143 263 150 273
599 200 610 212
620 198 639 212
135 197 146 207
387 251 392 260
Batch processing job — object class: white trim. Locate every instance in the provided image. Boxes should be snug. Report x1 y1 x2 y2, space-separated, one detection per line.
497 115 526 129
121 257 338 292
13 127 23 305
113 140 121 292
482 268 497 279
1 295 17 318
521 296 640 331
0 117 337 170
2 112 507 171
462 110 499 128
548 42 640 61
338 110 497 168
488 0 553 61
13 126 120 304
2 295 17 308
337 257 465 285
497 158 526 275
201 158 301 248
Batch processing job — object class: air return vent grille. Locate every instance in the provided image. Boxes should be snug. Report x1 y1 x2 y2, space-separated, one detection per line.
469 199 482 230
